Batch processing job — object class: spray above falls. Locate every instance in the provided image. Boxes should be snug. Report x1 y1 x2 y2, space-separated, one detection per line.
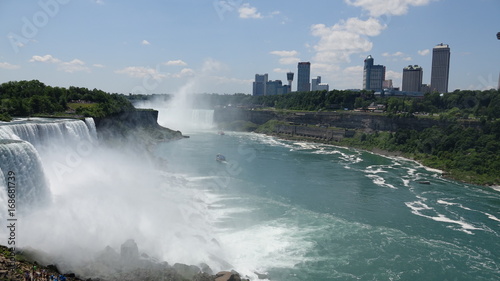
0 117 230 277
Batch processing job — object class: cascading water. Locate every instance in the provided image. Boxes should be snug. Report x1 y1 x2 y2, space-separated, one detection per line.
0 117 232 278
0 118 96 150
190 109 214 130
0 139 50 210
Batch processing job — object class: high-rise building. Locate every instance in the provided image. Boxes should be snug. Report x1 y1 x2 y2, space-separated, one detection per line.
312 76 329 91
430 43 450 93
402 65 423 92
363 55 385 91
297 62 311 92
266 80 283 95
252 73 268 96
311 76 321 91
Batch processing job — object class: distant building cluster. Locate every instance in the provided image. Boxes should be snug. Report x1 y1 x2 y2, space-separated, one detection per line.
366 43 451 96
253 43 450 96
252 73 291 96
252 61 329 96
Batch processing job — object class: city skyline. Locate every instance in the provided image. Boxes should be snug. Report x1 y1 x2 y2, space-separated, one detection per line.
0 0 499 95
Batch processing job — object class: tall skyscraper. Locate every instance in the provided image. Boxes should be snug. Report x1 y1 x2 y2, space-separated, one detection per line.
297 62 311 92
252 74 268 96
430 43 450 93
363 55 385 91
402 65 423 92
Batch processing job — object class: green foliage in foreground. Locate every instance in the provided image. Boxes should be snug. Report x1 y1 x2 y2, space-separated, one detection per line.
0 80 134 118
338 122 500 185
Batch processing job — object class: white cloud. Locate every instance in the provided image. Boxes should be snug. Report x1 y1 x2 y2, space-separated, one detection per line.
164 60 188 66
386 70 402 80
270 50 300 65
30 54 61 64
345 0 435 17
311 17 386 64
385 69 403 88
270 50 299 57
382 51 404 57
141 40 151 45
0 62 21 70
279 57 300 65
273 68 291 73
312 63 341 73
418 49 430 56
201 58 228 73
382 51 412 62
58 59 90 73
30 55 90 73
93 64 105 68
172 68 195 78
343 65 364 75
115 66 167 80
238 3 263 19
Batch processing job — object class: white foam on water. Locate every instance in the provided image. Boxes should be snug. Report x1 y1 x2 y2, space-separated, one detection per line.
484 213 500 222
250 133 294 150
218 219 316 280
365 165 388 174
366 174 397 189
402 178 410 187
489 185 500 193
292 141 320 150
437 199 474 211
405 199 482 235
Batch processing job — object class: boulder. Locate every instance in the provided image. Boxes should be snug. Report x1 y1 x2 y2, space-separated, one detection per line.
120 239 139 263
173 263 201 280
215 271 242 281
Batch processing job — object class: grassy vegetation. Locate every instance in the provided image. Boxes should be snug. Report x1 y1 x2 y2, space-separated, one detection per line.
0 80 134 119
336 125 500 185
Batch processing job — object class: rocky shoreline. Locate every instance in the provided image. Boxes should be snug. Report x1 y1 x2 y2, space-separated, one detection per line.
0 243 250 281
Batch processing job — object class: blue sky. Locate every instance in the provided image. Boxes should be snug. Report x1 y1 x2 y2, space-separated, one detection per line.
1 0 499 95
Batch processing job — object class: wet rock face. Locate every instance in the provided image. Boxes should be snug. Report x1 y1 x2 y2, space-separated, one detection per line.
120 239 139 263
173 263 201 280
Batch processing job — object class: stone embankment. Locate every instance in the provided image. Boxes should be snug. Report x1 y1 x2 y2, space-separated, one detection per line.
215 108 482 131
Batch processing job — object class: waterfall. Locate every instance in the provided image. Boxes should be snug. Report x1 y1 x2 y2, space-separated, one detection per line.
0 139 50 212
0 118 98 211
84 117 98 140
190 109 214 129
0 118 96 150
